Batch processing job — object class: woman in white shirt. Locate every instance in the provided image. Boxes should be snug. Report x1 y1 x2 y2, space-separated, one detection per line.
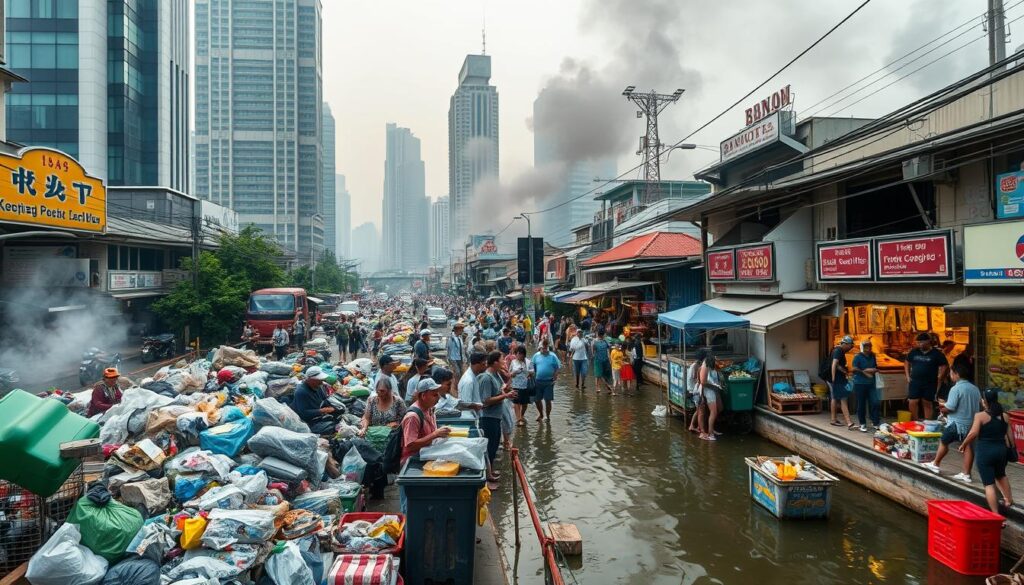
509 345 533 427
568 329 590 390
687 349 708 434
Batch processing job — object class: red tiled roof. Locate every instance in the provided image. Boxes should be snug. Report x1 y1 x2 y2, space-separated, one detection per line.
582 232 702 266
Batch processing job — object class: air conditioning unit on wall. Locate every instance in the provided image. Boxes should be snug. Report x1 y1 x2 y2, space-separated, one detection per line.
902 155 932 181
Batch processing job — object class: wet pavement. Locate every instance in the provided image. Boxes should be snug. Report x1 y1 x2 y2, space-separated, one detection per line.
488 370 992 585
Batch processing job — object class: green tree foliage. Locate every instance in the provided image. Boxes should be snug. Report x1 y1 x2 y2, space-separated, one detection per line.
217 225 285 291
288 250 360 293
153 253 248 344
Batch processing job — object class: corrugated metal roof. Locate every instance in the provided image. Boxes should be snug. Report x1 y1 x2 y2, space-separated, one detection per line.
582 232 702 266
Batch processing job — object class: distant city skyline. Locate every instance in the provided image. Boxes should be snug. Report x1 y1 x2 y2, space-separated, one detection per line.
382 123 428 271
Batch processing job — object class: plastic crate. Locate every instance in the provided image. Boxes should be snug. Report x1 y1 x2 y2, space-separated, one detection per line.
908 432 942 463
1009 410 1024 464
335 512 406 555
396 458 485 585
927 500 1003 575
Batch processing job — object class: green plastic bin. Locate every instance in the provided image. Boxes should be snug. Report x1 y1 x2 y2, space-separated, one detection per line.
724 378 756 412
0 389 99 496
397 457 485 585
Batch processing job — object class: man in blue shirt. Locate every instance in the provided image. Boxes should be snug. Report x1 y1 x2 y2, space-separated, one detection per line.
414 329 432 361
531 339 561 421
290 366 334 435
925 361 981 482
447 322 466 377
497 328 514 355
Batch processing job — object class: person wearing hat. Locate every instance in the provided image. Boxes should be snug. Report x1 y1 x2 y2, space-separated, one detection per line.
906 332 948 420
414 329 432 361
829 335 855 429
448 322 466 377
851 339 880 432
88 367 123 417
291 365 336 434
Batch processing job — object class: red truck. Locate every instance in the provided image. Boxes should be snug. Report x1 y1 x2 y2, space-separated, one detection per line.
246 287 313 349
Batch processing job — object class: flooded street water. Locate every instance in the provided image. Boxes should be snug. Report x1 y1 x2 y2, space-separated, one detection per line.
489 370 982 585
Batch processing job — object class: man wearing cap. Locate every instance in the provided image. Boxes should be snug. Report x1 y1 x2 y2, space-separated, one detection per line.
414 329 432 361
906 332 948 420
291 366 335 434
88 367 123 417
829 336 855 429
398 378 452 512
448 323 466 377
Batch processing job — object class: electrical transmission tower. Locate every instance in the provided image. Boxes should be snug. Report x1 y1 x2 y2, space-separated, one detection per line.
623 86 684 205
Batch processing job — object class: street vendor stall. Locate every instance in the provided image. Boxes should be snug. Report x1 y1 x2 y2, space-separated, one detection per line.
656 304 754 427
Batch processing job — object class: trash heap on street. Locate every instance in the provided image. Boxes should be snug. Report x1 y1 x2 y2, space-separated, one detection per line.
4 342 426 585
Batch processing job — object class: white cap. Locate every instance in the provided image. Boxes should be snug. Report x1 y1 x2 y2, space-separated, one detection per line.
419 329 433 337
416 378 442 395
305 366 329 380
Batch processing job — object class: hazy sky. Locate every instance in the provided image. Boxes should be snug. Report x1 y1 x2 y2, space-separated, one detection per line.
324 0 991 238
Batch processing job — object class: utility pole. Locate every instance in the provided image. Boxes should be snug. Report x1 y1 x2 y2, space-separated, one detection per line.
988 0 1007 66
520 213 533 321
623 86 684 205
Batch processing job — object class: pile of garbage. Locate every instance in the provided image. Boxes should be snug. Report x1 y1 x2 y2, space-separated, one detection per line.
18 343 415 585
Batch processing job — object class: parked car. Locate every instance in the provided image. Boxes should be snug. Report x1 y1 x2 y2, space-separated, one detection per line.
426 307 447 327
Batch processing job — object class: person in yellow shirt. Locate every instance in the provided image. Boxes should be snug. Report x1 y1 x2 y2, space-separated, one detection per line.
610 344 625 395
523 314 533 343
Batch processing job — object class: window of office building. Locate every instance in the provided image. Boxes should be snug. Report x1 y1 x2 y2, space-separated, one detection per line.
107 245 165 271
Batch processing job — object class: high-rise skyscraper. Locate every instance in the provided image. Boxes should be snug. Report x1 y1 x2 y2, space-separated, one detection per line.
336 174 351 260
352 221 379 274
6 0 191 191
448 54 498 249
322 103 337 255
533 93 616 247
430 196 450 267
382 123 428 272
194 0 324 260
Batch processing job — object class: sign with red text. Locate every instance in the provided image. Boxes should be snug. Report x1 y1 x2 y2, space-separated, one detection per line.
816 240 873 281
736 244 775 281
706 250 736 280
874 230 954 282
721 112 781 163
745 85 792 126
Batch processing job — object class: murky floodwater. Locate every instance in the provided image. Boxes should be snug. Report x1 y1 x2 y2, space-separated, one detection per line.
489 371 989 585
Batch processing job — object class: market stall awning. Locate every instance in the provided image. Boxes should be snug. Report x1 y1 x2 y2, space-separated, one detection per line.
657 303 749 331
743 299 833 334
555 291 604 304
702 296 778 315
111 291 166 301
945 293 1024 313
573 279 657 293
487 275 511 283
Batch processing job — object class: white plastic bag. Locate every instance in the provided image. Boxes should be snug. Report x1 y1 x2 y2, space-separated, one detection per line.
651 405 668 417
264 541 316 585
25 523 108 585
166 557 239 581
201 509 277 550
342 447 366 483
419 437 488 470
228 470 269 504
252 397 311 434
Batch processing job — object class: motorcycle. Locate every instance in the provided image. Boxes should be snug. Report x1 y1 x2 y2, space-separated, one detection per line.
79 348 122 387
0 368 19 397
141 333 176 363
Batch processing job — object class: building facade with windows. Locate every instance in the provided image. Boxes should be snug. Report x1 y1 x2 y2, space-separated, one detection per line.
448 54 498 249
336 173 351 259
5 0 191 192
194 0 324 260
382 123 427 271
430 195 449 267
322 102 336 255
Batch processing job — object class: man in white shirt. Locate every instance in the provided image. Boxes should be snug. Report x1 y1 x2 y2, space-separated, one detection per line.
447 322 466 377
457 351 488 419
568 329 590 390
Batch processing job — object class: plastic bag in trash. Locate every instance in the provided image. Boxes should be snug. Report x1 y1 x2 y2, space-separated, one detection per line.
165 557 240 581
265 540 316 585
252 397 311 434
186 484 246 510
168 448 234 480
67 484 144 562
345 358 373 377
183 543 260 574
199 418 254 457
291 488 343 516
228 469 269 504
174 474 211 502
201 509 277 550
25 523 108 585
125 521 178 562
119 477 171 516
179 516 207 550
341 447 366 483
419 437 488 470
261 361 295 376
247 426 318 469
101 555 161 585
651 405 668 417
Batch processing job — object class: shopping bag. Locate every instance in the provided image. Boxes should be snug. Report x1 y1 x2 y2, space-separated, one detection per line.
326 554 395 585
25 523 108 585
419 437 488 470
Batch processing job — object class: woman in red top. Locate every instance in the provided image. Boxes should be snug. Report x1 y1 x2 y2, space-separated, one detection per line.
88 368 122 417
399 379 450 513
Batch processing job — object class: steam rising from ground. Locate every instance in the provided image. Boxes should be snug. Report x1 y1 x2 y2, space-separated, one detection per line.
469 0 701 236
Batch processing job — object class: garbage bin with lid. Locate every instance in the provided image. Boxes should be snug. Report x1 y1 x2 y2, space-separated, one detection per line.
396 457 485 585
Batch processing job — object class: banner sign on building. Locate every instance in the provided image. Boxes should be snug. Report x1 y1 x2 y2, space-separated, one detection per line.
745 85 792 126
706 250 736 281
0 147 106 233
996 170 1024 219
470 235 501 260
964 220 1024 285
874 230 954 282
109 271 162 291
720 112 781 164
735 243 776 281
816 240 873 281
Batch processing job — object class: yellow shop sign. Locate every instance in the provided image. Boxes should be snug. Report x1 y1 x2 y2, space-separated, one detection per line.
0 147 106 233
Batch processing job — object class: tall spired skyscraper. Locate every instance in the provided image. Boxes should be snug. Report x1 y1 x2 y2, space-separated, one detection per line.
382 123 428 271
448 54 498 251
194 0 324 260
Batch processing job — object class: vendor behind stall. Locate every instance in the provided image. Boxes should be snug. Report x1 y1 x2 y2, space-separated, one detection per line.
88 367 123 417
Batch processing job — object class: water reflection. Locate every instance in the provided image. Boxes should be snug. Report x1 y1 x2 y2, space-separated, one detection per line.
490 371 967 585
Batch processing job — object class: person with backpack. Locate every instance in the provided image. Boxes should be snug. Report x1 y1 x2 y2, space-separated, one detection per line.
392 378 450 513
828 335 856 429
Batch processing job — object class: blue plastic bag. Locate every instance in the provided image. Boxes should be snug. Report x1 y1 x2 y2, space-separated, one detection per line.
174 474 210 502
199 418 254 457
220 406 246 423
234 464 263 476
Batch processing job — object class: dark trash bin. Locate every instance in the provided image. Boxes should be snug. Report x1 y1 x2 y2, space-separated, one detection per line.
396 458 485 585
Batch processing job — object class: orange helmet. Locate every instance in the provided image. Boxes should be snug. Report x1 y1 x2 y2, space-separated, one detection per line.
103 367 120 379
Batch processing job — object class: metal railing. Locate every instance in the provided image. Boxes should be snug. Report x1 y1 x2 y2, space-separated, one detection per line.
509 447 566 585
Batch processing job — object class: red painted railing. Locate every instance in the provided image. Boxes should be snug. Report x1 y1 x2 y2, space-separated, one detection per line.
509 447 565 585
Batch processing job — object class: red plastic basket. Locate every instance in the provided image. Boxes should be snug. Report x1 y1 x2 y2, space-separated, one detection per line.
1008 410 1024 464
335 512 406 555
927 500 1003 575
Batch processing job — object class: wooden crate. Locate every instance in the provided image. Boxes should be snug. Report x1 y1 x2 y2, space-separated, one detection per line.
767 392 822 415
767 369 795 390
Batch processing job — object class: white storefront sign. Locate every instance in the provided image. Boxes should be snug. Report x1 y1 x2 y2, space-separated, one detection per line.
720 112 781 163
964 220 1024 285
108 270 162 291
